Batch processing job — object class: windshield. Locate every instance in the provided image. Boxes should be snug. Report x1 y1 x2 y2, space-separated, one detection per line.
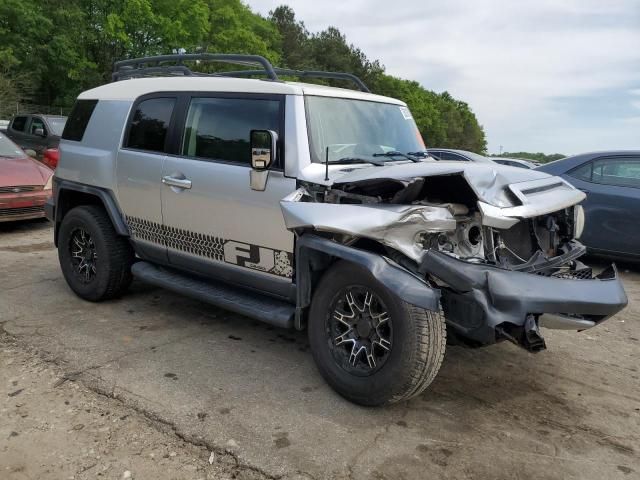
0 133 25 158
47 117 67 136
305 96 425 163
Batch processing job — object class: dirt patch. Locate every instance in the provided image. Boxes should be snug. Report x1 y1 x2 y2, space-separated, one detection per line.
0 335 271 480
0 241 54 253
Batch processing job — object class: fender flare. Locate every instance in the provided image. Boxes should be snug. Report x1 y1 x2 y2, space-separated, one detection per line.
294 234 440 329
50 178 129 245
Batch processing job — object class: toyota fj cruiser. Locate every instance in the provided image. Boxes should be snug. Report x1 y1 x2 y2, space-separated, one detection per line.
46 54 627 406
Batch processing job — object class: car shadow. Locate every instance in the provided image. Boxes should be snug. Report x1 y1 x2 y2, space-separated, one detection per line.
0 217 51 234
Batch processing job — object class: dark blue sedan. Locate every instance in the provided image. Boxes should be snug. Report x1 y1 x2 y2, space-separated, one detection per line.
537 151 640 260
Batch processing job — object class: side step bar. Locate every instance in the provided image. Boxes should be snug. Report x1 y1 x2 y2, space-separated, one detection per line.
132 262 295 329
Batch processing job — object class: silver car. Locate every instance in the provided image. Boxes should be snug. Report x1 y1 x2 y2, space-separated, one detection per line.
45 54 627 406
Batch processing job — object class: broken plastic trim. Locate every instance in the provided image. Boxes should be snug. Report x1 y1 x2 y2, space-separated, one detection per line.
420 249 627 348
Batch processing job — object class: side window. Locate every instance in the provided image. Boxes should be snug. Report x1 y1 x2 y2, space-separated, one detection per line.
30 117 47 136
62 99 98 141
438 152 465 161
125 97 176 153
592 157 640 188
181 97 281 165
11 116 28 132
569 162 592 182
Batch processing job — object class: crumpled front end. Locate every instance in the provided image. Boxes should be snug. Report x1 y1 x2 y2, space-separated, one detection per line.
281 168 628 351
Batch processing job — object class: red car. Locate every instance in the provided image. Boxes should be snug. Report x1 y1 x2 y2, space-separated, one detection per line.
0 132 53 222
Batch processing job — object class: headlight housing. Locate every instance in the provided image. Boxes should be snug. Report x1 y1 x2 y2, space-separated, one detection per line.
574 205 585 239
44 175 53 191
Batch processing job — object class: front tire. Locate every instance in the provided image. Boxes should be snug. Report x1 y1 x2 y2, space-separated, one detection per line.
308 261 446 406
58 205 134 301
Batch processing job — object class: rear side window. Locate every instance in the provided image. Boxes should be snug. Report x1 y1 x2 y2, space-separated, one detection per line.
62 100 98 141
181 97 280 164
125 97 175 153
11 116 28 132
592 157 640 188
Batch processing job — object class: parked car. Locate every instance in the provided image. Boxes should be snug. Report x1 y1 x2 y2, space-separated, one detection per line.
45 53 626 406
425 148 494 163
0 120 9 132
6 114 67 158
537 151 640 261
492 157 539 169
0 131 53 222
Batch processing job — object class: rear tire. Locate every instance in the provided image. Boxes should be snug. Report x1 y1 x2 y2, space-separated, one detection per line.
308 261 446 406
58 205 134 301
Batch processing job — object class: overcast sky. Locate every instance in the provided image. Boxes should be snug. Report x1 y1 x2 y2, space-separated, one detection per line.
249 0 640 155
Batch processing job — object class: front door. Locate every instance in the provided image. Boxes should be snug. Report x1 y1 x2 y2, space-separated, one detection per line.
160 94 296 298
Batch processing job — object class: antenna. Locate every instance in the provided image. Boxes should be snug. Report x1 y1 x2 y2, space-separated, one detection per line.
325 146 330 181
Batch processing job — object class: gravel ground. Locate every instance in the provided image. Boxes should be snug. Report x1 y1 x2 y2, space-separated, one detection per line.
1 219 639 479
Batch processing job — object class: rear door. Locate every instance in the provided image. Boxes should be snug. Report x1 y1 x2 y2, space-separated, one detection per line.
567 155 640 257
116 95 177 263
160 93 296 298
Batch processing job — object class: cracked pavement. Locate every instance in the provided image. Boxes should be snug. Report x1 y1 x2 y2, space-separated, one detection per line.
1 219 639 479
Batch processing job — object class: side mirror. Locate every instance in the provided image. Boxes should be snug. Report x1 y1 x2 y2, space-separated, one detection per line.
34 128 45 137
250 130 277 170
250 130 278 191
25 149 37 158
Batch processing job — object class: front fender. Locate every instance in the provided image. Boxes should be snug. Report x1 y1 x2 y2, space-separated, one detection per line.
294 234 440 329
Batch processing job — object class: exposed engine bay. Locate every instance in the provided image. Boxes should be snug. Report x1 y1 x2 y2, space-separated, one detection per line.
283 173 584 273
281 169 627 354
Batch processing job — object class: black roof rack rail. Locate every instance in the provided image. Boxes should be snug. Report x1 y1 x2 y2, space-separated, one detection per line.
217 68 370 93
111 53 370 92
112 53 278 82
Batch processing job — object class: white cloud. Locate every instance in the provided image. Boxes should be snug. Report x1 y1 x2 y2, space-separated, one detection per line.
249 0 640 154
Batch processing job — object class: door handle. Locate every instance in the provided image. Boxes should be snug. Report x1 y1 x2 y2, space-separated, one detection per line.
162 175 192 189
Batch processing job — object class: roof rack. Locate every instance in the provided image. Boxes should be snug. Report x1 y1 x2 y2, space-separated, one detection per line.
111 53 370 93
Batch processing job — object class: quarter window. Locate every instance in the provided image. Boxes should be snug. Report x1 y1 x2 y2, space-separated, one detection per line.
126 97 176 153
568 163 592 182
11 116 27 132
182 97 280 165
63 100 98 141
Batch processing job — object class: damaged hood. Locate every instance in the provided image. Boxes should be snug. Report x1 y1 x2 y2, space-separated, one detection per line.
297 160 582 209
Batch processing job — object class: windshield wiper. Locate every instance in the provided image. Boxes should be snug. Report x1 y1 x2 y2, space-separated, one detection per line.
373 151 421 162
332 157 386 166
406 151 430 158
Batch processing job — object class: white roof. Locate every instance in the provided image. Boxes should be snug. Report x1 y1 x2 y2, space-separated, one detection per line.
77 76 405 105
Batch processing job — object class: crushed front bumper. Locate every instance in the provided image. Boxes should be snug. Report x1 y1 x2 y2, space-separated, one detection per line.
420 250 628 351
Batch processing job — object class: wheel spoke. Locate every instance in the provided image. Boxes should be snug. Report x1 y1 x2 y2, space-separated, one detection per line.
365 349 376 369
334 330 355 346
349 343 366 366
345 291 360 313
373 338 391 351
333 309 355 328
372 311 389 328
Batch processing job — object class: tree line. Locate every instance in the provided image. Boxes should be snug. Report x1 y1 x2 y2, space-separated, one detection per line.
492 152 565 163
0 0 486 152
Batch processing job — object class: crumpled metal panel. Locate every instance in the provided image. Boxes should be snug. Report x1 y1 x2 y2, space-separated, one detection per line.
297 161 581 211
281 188 456 261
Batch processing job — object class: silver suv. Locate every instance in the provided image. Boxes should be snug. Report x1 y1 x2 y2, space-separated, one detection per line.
45 54 627 406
